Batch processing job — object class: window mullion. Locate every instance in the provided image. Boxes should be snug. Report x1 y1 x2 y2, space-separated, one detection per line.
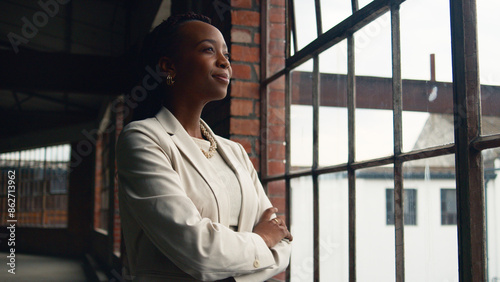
289 0 298 55
449 0 486 281
347 32 356 282
390 2 404 282
284 70 292 281
311 53 320 281
314 0 323 36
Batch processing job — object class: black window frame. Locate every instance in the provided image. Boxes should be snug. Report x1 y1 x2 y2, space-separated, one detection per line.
260 0 498 281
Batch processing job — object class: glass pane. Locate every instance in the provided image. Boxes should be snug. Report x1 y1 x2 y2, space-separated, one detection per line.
319 172 348 281
319 40 348 166
290 176 314 281
400 0 454 152
358 0 375 10
267 76 286 176
320 0 352 33
356 165 395 282
293 0 318 51
291 60 313 171
354 12 393 161
478 0 500 136
483 148 500 280
403 155 458 282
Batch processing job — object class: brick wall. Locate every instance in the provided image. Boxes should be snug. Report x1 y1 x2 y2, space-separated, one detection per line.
94 137 103 229
113 100 124 254
230 1 287 281
229 0 262 170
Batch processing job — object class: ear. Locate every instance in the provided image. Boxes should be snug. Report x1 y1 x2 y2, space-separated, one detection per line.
159 56 176 77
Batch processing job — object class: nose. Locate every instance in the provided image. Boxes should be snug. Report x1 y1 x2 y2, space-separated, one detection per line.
217 53 230 69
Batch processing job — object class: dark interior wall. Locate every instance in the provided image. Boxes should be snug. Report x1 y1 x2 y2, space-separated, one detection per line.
66 141 95 255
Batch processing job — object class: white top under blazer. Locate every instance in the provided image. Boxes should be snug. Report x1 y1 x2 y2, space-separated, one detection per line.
116 106 291 281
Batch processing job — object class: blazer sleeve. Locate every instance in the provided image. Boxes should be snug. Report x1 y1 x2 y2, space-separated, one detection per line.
233 143 292 282
116 124 277 281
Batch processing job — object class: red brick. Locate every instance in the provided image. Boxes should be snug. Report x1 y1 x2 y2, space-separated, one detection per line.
273 271 286 282
269 40 285 56
268 180 286 196
231 63 252 80
253 64 260 80
231 0 252 8
232 10 260 27
269 7 285 23
269 107 285 125
249 156 260 171
268 160 285 175
231 28 252 43
269 56 285 74
269 90 284 107
269 76 285 90
268 142 285 160
231 81 260 99
267 124 285 141
270 0 285 7
232 45 260 63
255 136 260 154
269 195 286 211
231 98 255 117
231 137 253 154
269 23 285 40
230 118 260 135
254 32 260 44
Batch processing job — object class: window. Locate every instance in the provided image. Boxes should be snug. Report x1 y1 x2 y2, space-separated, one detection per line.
260 0 498 281
441 189 457 225
386 189 417 225
0 144 70 228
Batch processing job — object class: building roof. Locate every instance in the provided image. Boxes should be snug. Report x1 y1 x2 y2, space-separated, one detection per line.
410 113 500 168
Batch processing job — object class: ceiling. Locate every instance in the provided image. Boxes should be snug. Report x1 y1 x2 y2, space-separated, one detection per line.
0 0 167 150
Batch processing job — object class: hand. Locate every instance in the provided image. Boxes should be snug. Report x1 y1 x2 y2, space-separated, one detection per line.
253 207 293 248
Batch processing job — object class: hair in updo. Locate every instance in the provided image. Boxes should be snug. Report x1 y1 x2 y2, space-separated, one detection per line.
141 12 212 69
132 12 212 121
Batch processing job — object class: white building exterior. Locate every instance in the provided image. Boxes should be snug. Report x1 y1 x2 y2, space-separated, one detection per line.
289 114 500 282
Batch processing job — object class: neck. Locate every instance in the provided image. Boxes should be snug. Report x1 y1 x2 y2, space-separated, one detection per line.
163 97 205 139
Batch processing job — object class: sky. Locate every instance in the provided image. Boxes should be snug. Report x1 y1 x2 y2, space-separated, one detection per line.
289 0 500 165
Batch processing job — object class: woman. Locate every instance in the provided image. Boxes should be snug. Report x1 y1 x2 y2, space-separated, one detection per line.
116 13 293 281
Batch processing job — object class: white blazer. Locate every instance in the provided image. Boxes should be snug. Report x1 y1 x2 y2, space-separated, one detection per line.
116 107 291 281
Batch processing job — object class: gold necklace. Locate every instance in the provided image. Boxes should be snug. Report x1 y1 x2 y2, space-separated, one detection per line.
199 122 217 158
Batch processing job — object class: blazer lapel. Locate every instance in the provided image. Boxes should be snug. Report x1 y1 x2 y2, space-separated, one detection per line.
155 107 229 225
211 128 257 232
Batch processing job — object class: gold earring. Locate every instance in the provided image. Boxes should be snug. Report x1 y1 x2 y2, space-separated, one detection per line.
166 73 175 85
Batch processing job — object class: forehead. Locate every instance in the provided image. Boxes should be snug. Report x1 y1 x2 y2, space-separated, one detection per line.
177 21 227 47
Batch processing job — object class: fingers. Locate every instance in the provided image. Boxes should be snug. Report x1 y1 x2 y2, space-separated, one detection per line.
259 207 278 223
284 229 293 241
270 216 293 242
254 207 294 247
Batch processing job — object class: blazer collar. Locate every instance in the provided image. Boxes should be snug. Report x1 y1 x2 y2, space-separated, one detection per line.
155 107 230 225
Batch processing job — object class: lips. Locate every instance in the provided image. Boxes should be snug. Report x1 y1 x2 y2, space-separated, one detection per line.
212 73 230 83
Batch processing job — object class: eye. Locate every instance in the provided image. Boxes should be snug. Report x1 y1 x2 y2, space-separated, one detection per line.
204 47 215 52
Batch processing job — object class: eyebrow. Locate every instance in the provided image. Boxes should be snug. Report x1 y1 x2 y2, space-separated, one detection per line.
196 39 228 50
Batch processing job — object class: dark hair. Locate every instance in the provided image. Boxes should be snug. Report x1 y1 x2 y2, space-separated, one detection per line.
141 12 212 68
132 12 212 121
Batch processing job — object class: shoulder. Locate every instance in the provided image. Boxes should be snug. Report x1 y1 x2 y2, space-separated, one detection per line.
117 117 171 151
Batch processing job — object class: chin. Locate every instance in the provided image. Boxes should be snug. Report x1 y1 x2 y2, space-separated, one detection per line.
211 87 229 101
